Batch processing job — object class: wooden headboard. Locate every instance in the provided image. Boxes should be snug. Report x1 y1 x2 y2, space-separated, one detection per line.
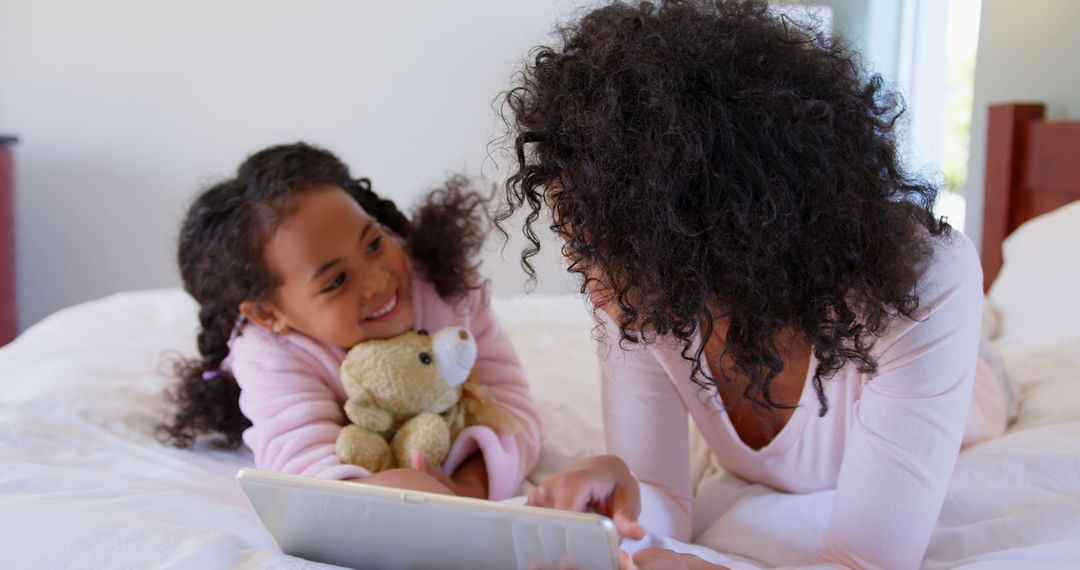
981 103 1080 291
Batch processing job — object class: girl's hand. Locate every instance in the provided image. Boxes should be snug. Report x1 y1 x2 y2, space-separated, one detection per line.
526 455 646 541
410 451 488 499
620 548 730 570
353 467 454 495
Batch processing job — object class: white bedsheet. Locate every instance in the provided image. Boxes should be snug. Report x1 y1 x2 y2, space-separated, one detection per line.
1 289 1078 568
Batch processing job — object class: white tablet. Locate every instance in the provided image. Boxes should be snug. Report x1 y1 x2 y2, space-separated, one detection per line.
236 468 621 570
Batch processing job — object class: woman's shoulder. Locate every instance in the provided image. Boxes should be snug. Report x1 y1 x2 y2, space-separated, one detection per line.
879 227 984 341
866 229 985 390
918 228 983 298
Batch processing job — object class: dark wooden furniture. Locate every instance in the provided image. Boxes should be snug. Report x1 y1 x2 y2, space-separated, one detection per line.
0 136 15 346
981 103 1080 291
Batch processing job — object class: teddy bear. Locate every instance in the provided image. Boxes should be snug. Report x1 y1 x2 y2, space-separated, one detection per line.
334 326 515 473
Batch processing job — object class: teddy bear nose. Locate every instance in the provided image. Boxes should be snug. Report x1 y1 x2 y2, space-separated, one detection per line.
432 327 477 388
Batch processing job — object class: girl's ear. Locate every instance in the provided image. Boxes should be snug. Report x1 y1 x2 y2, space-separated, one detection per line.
239 300 289 334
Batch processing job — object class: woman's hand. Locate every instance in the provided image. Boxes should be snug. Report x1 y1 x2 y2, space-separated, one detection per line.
620 548 730 570
527 455 646 540
410 451 488 499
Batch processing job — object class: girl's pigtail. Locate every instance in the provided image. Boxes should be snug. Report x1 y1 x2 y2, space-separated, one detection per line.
407 176 489 301
159 302 251 449
159 178 257 450
350 175 488 302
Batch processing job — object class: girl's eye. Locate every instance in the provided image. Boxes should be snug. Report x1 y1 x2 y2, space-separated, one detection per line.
323 273 346 293
367 236 382 254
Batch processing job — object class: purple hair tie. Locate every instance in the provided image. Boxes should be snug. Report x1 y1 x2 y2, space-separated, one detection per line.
202 370 222 381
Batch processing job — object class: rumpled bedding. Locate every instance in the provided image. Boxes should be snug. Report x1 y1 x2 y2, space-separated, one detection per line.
1 289 1077 568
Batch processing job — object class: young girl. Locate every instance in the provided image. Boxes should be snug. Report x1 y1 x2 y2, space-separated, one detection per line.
160 142 540 500
500 1 1011 568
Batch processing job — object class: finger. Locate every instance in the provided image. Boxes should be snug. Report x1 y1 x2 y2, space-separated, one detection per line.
611 478 644 540
528 477 592 513
411 451 455 488
550 480 593 513
410 450 428 472
619 550 636 570
611 474 641 520
526 484 552 508
613 512 646 541
412 452 441 479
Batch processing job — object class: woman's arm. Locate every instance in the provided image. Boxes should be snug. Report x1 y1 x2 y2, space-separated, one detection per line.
530 315 694 540
599 322 695 542
821 234 984 569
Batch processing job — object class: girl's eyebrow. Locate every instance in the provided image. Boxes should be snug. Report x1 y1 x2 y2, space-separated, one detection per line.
309 221 375 282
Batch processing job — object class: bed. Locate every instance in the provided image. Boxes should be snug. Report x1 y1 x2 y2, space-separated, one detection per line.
1 102 1078 568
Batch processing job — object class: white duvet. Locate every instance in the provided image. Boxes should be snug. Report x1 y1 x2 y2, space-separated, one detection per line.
1 284 1078 568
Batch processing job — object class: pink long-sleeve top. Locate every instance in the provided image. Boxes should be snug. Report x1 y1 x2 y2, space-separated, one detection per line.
600 232 1007 569
226 272 542 501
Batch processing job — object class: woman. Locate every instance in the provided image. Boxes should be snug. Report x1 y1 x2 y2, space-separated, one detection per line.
498 1 1009 568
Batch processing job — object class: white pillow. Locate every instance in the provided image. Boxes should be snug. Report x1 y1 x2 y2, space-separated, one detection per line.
988 199 1080 352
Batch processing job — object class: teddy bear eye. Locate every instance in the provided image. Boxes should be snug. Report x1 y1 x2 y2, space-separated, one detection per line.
417 329 429 336
418 352 432 365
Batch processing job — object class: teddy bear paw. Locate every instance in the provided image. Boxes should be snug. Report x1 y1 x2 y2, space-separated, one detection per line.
391 412 451 470
336 424 394 473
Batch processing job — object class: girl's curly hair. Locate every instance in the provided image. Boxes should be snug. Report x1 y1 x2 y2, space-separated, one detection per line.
159 142 487 448
497 0 948 415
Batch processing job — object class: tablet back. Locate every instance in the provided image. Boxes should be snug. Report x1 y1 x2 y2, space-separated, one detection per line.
237 468 620 570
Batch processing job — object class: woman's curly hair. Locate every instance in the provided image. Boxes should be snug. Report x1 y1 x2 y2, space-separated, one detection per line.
497 0 948 415
159 142 487 448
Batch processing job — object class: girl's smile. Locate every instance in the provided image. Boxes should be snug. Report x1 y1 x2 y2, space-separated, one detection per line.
365 291 400 322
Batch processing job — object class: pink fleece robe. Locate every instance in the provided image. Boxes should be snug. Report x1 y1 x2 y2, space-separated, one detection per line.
226 273 541 501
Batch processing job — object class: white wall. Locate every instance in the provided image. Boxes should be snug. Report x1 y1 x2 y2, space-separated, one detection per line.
0 0 587 330
2 0 995 331
964 0 1080 251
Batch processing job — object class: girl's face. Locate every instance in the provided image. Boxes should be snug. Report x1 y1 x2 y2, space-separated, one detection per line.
246 185 414 349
